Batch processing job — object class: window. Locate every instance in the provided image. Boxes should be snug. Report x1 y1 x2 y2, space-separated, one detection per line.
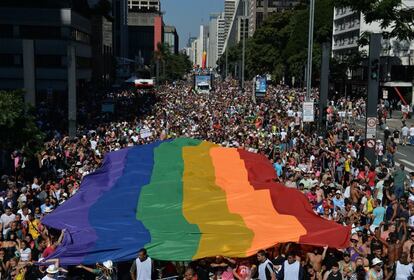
76 56 91 69
0 55 13 66
268 0 278 8
35 55 62 68
257 0 264 8
0 24 13 38
20 25 61 39
71 29 90 44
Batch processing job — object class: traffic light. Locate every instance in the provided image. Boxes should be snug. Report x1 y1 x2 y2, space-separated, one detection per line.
371 58 379 80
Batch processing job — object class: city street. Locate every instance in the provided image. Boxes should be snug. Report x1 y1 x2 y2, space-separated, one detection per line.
1 0 414 279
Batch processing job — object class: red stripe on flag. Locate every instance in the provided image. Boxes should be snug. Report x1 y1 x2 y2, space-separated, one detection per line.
237 149 351 249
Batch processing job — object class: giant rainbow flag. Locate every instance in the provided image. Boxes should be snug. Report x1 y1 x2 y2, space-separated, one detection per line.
42 138 350 265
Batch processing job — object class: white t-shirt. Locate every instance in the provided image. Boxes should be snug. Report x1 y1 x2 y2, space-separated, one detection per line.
402 126 409 136
395 261 413 280
283 260 300 280
258 259 274 280
0 213 15 235
375 181 384 201
410 127 414 136
20 248 31 261
135 257 152 280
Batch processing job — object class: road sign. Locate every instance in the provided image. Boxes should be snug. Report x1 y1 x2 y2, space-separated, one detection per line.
382 90 388 99
303 101 314 122
366 117 377 139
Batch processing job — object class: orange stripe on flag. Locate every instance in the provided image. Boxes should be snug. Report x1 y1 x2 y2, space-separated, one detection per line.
210 147 307 256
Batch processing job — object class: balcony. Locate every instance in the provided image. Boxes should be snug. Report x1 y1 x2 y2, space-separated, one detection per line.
334 8 357 20
333 24 360 35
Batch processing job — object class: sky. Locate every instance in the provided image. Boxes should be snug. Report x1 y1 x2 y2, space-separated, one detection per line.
161 0 224 49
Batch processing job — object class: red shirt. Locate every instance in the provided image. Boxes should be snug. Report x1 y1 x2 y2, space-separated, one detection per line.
367 171 376 187
42 246 55 258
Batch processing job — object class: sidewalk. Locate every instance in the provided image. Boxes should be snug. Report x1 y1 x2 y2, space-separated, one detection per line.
362 111 414 131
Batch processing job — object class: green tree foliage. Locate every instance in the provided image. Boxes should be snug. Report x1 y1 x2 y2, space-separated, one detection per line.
0 90 44 157
218 0 334 85
154 43 192 82
333 0 414 40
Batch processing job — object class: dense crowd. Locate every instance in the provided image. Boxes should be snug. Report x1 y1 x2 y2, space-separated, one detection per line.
1 79 414 279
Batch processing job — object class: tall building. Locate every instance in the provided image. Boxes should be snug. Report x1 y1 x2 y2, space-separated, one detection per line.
164 25 179 54
248 0 300 37
196 25 209 67
127 0 163 66
90 2 114 87
0 0 93 106
113 0 129 59
207 14 221 67
332 2 414 104
224 0 236 40
217 14 226 57
128 0 160 12
223 0 248 52
332 6 414 63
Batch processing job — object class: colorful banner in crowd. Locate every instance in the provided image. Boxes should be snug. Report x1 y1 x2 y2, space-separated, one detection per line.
42 138 350 265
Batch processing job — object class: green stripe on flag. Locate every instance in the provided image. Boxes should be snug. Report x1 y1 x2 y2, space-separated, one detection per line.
137 138 202 260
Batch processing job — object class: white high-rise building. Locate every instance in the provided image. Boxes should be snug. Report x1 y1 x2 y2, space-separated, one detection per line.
217 14 226 57
224 0 236 41
332 1 414 104
208 13 226 68
332 3 414 62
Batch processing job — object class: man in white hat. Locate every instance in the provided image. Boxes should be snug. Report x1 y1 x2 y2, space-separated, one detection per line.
367 258 384 280
41 264 60 280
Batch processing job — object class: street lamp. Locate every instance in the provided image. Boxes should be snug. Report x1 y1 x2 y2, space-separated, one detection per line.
306 0 315 101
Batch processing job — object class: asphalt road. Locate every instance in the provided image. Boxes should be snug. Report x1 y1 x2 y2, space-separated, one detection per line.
357 112 414 172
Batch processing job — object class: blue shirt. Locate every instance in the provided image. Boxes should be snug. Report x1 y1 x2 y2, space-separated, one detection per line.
273 162 283 177
372 206 386 226
333 197 345 209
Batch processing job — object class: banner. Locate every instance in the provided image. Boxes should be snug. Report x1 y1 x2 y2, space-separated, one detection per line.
302 101 314 122
255 76 267 98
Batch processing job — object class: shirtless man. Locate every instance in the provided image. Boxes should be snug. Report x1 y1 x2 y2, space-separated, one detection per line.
306 246 328 272
402 230 414 254
378 219 407 271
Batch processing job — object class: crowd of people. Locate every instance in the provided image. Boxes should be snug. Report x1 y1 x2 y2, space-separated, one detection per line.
1 79 414 279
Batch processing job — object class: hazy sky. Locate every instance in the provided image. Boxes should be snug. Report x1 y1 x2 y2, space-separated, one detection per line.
160 0 224 49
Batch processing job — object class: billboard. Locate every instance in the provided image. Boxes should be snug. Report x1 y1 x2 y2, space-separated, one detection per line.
302 101 315 122
195 75 212 86
255 76 267 98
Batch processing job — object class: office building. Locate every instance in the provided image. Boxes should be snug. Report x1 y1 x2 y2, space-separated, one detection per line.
90 3 114 87
217 14 226 57
332 2 414 104
224 0 236 40
196 25 209 67
0 0 93 106
208 14 219 68
164 25 179 54
113 0 129 59
127 0 163 66
128 0 160 12
248 0 300 37
223 0 248 52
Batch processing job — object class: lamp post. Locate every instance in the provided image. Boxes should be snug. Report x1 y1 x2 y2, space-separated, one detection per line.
305 0 315 101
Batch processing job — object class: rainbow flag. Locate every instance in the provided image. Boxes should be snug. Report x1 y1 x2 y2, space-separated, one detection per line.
42 138 350 265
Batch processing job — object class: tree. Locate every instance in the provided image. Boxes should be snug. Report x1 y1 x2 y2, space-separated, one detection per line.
153 43 192 82
218 0 334 86
0 90 44 157
333 0 414 40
